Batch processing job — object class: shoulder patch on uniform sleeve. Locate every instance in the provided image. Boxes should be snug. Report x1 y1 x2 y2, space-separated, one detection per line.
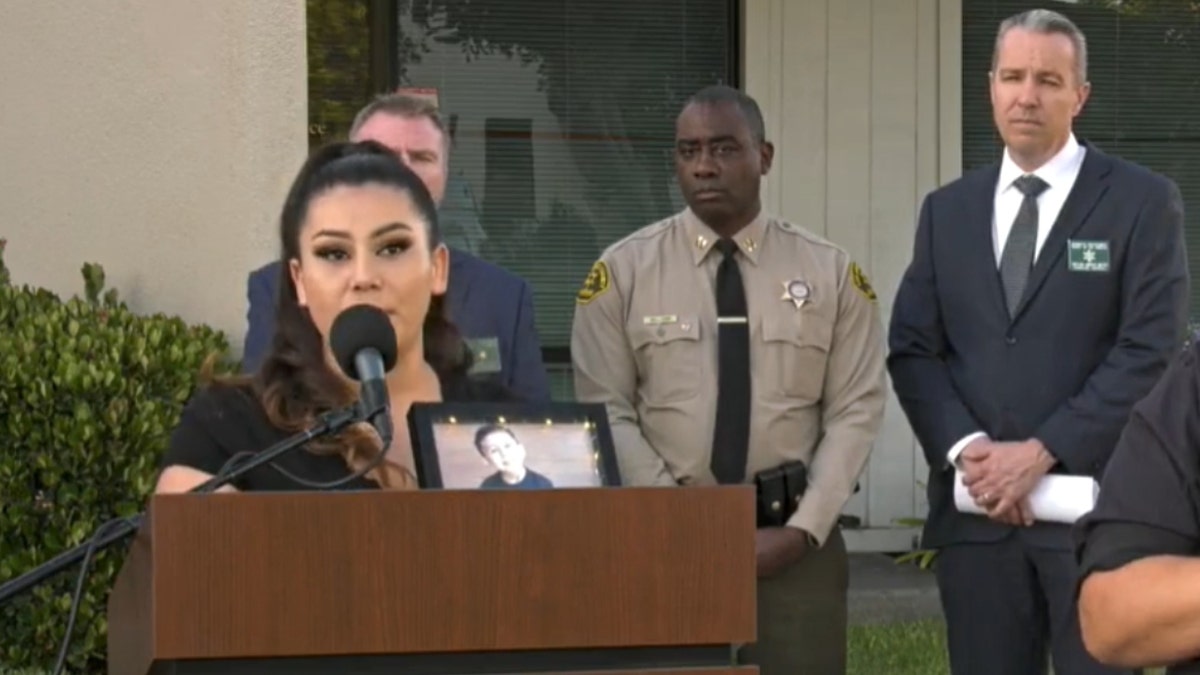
576 260 611 305
849 262 877 303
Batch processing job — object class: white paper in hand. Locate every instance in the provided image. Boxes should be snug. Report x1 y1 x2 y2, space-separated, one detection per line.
953 470 1099 524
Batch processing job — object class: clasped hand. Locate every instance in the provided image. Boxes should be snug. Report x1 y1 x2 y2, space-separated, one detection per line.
960 439 1055 527
756 526 808 578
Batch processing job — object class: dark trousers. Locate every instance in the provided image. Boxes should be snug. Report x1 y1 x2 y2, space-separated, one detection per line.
738 527 849 675
935 532 1141 675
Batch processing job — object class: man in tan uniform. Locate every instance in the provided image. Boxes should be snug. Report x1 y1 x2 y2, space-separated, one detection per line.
570 85 886 674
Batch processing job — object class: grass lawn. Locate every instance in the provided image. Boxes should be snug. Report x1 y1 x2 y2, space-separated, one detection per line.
849 619 949 674
848 619 1166 675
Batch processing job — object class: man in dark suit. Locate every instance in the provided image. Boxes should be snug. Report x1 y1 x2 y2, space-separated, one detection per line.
242 93 551 401
888 9 1188 675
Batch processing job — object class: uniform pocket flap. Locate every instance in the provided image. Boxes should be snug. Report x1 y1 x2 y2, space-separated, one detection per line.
760 314 831 352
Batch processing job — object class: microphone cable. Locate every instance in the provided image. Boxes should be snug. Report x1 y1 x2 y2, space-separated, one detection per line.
50 514 141 675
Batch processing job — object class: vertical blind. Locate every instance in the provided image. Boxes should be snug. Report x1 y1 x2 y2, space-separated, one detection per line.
393 0 739 355
962 0 1200 321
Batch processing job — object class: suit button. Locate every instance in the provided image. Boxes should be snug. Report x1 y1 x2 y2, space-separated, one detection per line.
1006 335 1017 345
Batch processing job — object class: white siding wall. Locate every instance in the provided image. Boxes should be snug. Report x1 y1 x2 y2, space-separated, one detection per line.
743 0 963 551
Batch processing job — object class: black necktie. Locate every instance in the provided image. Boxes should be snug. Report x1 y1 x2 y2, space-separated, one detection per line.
710 239 751 484
998 174 1050 316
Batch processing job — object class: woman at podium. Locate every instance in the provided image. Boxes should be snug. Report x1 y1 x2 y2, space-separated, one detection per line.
155 140 516 494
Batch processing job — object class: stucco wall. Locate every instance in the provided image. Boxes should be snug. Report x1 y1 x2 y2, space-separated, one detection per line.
0 1 308 350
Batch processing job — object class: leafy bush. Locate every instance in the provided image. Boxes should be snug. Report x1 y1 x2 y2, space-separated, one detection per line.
0 239 234 672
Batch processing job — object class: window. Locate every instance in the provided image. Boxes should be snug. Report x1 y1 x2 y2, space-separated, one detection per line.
306 0 739 397
962 1 1200 319
391 0 740 364
307 0 395 149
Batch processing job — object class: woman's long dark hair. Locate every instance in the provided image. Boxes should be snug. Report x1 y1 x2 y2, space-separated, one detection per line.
232 140 471 487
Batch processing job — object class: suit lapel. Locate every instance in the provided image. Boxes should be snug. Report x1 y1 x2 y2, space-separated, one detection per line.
964 164 1009 320
1012 146 1112 320
444 247 471 320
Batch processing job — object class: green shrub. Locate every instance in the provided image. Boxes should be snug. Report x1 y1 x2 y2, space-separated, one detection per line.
892 517 938 570
0 239 234 672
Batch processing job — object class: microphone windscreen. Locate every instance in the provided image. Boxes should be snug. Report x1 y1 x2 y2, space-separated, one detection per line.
329 304 399 380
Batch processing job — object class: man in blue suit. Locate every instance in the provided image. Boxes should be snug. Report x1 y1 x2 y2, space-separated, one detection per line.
242 93 551 401
888 9 1188 675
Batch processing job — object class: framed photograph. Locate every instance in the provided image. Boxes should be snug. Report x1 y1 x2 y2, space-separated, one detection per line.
407 402 621 490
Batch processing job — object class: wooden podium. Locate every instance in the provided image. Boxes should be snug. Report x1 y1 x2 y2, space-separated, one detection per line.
106 486 758 675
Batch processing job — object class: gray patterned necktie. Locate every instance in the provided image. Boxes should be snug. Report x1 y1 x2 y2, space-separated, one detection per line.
999 174 1050 316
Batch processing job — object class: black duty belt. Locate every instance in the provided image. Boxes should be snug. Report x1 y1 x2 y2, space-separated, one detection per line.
753 460 808 528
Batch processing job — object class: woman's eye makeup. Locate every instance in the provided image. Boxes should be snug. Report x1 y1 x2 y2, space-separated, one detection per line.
378 238 412 256
313 246 348 261
311 238 413 261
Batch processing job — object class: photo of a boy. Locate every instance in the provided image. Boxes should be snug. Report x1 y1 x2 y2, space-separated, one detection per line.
473 423 554 490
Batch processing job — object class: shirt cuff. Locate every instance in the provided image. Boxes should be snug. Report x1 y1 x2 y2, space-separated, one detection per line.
946 432 988 470
787 485 840 548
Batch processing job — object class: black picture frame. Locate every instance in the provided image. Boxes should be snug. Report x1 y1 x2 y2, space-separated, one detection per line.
407 402 621 490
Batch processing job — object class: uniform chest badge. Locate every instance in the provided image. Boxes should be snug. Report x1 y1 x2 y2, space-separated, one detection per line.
781 279 811 309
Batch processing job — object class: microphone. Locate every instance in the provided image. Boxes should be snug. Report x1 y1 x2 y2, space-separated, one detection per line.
329 304 399 449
